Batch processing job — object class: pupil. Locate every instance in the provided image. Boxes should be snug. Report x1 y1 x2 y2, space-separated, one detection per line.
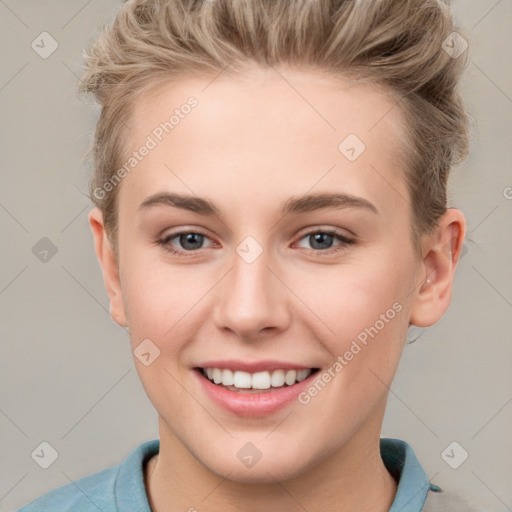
312 233 332 249
181 233 202 250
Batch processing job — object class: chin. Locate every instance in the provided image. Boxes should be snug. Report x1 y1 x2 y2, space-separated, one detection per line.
200 449 312 484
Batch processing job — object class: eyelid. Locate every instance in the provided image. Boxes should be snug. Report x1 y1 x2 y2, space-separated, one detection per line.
294 224 356 241
160 226 210 238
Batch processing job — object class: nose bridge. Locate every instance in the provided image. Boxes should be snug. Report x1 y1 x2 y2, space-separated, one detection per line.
233 235 271 300
213 233 288 337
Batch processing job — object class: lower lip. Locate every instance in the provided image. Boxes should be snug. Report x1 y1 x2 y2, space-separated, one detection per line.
194 369 317 417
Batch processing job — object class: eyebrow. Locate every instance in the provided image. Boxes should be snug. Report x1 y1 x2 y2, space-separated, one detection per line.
137 191 379 217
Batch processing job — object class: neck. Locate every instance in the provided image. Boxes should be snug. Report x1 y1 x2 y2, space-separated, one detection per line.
145 412 397 512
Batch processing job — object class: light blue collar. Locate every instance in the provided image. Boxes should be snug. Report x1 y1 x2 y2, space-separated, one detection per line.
381 437 439 511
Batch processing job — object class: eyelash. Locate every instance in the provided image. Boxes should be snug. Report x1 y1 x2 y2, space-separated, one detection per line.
156 228 356 257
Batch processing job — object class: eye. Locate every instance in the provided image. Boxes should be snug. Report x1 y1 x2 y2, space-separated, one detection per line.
156 228 356 257
156 230 215 255
295 229 355 254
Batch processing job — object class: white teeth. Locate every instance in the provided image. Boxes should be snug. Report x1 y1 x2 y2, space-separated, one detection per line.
233 370 252 388
271 369 285 387
284 370 297 385
221 369 234 386
212 368 222 384
252 371 271 390
202 367 313 389
296 369 309 382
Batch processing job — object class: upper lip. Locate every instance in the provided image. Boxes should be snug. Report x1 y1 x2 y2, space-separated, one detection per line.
195 360 315 373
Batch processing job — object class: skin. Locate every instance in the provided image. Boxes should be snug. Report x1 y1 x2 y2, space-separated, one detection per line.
89 66 465 512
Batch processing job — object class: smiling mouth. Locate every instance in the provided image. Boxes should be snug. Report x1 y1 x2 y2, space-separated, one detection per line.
196 367 320 393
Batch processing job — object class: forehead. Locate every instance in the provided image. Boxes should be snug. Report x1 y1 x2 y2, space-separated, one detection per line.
120 67 409 217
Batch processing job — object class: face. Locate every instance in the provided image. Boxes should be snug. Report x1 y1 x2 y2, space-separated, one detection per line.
92 67 437 482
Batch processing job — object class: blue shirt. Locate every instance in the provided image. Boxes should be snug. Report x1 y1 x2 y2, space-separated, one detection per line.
17 437 442 512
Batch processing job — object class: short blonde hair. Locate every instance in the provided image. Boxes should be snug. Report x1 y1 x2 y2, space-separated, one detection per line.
78 0 470 257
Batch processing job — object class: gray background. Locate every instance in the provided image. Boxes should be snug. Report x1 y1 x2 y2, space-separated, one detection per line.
0 1 511 510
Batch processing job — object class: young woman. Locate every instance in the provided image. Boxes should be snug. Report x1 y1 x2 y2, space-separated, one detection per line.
18 0 481 510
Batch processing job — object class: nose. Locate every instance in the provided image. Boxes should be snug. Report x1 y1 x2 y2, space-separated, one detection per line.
212 239 290 341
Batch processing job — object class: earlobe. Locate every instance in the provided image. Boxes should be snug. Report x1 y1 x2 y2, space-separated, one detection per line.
409 208 466 328
88 208 128 327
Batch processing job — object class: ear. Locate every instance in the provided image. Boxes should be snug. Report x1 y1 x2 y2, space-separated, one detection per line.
88 208 128 327
409 208 466 328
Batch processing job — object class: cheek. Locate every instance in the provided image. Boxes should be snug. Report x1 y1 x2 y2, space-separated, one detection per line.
296 248 416 398
119 248 201 339
303 257 411 338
